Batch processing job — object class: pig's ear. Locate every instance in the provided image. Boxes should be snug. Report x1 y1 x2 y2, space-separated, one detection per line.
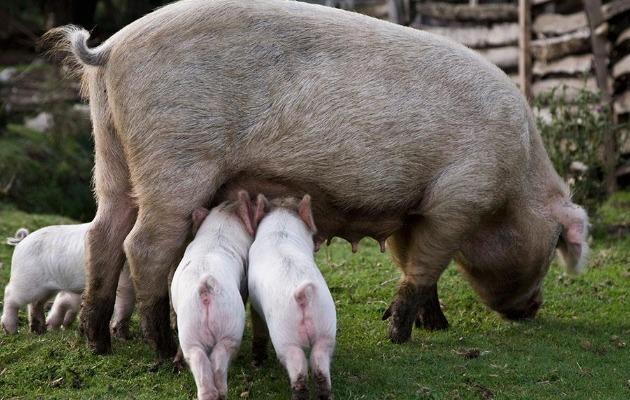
553 202 589 275
191 207 210 236
236 190 255 235
298 194 317 233
255 194 269 225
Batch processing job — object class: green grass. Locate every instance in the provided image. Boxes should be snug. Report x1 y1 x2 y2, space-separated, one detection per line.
0 196 628 400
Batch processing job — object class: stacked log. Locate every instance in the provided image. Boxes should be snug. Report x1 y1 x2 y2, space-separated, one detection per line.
609 3 630 162
409 1 521 75
530 1 597 101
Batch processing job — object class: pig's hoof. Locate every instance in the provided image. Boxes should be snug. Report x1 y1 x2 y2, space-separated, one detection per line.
314 370 332 400
29 320 46 335
172 349 186 373
291 375 309 400
383 287 422 343
140 297 177 360
416 308 449 331
80 306 113 354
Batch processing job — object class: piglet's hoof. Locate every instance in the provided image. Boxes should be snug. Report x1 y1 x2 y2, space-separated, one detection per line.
314 370 333 400
29 320 47 335
291 376 309 400
172 348 186 373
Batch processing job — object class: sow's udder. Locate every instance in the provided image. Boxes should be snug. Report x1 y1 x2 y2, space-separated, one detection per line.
213 176 407 245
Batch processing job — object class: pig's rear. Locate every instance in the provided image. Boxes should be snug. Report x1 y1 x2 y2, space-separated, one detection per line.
293 281 336 349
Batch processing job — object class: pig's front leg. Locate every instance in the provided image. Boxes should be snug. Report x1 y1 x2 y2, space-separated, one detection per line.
414 284 448 331
28 296 50 334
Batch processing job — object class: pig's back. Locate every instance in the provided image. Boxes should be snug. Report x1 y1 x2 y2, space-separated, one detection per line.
104 0 531 210
11 223 89 291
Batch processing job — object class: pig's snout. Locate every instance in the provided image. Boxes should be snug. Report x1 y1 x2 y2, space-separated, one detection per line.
500 291 543 321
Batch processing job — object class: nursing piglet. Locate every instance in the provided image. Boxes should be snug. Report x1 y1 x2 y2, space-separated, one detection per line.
249 195 336 400
170 192 255 400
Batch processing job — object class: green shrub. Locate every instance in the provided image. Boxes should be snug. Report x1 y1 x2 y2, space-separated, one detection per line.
533 87 617 213
0 108 95 221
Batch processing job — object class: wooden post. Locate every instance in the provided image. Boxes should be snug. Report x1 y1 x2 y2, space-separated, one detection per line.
388 0 406 25
518 0 532 101
584 0 618 194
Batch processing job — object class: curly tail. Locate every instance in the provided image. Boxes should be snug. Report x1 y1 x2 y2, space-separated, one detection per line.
294 281 316 309
6 228 29 246
198 274 219 308
41 25 110 68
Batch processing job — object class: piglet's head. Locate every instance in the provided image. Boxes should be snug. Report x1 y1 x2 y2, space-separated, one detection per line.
254 193 317 234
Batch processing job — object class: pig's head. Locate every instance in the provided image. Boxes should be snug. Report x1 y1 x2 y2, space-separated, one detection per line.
456 198 589 320
254 193 317 234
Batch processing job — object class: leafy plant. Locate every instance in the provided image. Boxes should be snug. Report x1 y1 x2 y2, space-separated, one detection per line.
533 87 617 213
0 106 95 221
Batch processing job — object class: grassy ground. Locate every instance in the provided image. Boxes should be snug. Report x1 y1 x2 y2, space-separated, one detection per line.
0 194 628 400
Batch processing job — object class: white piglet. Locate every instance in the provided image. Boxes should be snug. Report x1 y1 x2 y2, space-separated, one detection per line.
171 192 255 400
1 224 135 335
249 194 336 400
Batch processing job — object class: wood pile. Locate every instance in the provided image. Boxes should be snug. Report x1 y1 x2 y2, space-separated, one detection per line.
409 1 521 75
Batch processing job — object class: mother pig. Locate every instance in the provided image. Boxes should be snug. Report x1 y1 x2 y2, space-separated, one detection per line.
46 0 588 357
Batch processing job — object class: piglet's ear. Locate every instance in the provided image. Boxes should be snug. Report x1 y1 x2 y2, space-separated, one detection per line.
236 190 255 236
255 194 269 225
191 207 210 236
298 194 317 233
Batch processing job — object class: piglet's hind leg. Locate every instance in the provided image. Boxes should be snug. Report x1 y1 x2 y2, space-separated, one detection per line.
280 345 309 400
187 347 219 400
310 338 334 400
210 340 238 400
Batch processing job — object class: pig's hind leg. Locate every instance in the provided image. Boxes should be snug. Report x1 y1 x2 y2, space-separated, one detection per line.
123 171 220 359
279 345 309 400
310 337 335 400
186 346 219 400
209 339 239 400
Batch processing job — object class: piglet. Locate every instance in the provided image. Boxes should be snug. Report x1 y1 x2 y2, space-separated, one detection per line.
1 224 135 335
170 192 255 400
249 194 336 400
